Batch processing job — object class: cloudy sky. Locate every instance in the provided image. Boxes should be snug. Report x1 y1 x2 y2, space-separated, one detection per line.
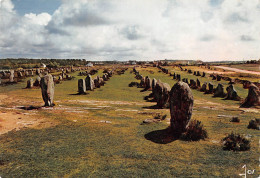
0 0 260 61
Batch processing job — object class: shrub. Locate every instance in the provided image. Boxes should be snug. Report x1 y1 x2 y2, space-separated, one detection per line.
248 119 260 130
222 133 250 151
180 120 208 141
230 117 240 123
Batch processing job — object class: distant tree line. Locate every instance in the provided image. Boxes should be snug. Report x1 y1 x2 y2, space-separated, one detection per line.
0 58 88 69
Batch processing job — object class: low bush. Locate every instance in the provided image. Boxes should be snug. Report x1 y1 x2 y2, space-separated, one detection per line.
180 120 208 141
247 119 260 130
222 133 250 151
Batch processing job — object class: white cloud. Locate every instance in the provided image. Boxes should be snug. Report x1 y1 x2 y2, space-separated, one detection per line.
0 0 260 61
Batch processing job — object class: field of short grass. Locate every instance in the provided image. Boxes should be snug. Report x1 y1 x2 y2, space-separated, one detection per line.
0 66 259 177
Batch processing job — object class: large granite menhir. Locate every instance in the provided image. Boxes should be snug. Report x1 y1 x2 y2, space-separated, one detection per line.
169 81 194 136
40 74 55 107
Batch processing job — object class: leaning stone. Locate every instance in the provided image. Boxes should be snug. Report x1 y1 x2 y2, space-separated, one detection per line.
169 81 194 136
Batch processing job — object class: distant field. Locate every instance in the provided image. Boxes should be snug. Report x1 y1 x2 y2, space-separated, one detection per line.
224 64 260 72
0 66 259 177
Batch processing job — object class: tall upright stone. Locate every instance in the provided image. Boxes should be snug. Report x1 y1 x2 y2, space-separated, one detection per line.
196 79 201 89
145 76 152 90
78 79 86 94
152 78 157 90
40 74 55 107
9 70 14 82
85 74 94 91
208 82 214 93
169 82 194 135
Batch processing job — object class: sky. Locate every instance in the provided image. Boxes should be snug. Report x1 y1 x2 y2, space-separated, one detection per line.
0 0 260 61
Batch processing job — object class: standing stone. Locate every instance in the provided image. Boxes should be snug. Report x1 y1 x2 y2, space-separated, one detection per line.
154 81 171 108
58 75 63 81
225 84 240 100
36 69 40 75
208 82 214 93
18 71 23 78
40 74 55 107
169 81 194 135
196 71 201 76
34 76 41 86
212 75 216 80
217 75 221 81
9 70 14 82
189 79 197 89
78 79 86 94
240 82 260 107
193 71 196 75
152 78 157 90
26 78 34 88
173 73 176 79
214 84 225 97
145 76 152 90
201 82 207 92
177 74 181 81
0 78 1 85
25 71 29 77
202 72 206 77
196 79 201 89
85 74 94 91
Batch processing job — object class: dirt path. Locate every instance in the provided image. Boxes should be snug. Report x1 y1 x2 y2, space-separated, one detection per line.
214 66 260 75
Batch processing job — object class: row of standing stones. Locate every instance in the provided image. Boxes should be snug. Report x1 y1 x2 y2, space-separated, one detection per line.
133 68 198 138
0 67 78 86
157 66 260 108
78 68 128 94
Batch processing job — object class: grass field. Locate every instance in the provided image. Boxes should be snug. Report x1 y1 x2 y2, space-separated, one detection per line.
0 66 259 177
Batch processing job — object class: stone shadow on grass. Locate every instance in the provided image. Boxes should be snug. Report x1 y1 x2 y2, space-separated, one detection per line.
144 127 178 144
69 93 89 96
17 105 42 110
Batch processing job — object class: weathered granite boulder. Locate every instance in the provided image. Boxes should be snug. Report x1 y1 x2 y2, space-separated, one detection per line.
154 80 171 108
169 82 194 136
225 84 240 101
214 83 225 97
240 82 260 108
40 74 55 107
